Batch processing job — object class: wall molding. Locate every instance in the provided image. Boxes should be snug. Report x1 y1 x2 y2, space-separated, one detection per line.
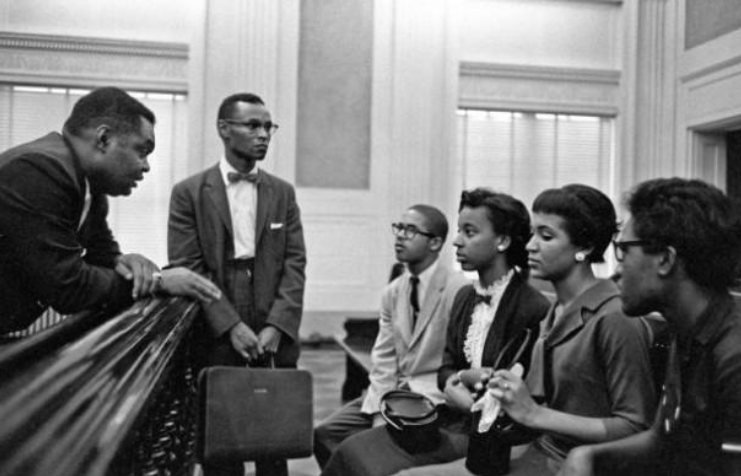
681 50 741 85
459 62 621 115
0 32 188 92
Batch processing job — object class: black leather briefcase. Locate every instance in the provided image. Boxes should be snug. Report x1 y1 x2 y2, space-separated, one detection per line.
197 366 314 463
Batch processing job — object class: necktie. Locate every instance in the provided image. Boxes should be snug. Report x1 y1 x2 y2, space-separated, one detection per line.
473 293 492 306
227 171 258 183
410 275 420 327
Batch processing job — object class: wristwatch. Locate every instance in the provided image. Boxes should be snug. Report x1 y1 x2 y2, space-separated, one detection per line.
152 271 164 294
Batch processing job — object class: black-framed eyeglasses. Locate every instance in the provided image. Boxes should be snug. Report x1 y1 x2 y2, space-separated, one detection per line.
612 239 652 262
391 222 436 240
224 119 279 135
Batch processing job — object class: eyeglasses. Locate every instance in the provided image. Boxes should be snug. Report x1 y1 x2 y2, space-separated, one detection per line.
391 223 436 240
224 119 279 135
612 239 652 262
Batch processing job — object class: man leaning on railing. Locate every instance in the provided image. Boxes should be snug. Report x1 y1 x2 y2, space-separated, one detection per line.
0 87 221 337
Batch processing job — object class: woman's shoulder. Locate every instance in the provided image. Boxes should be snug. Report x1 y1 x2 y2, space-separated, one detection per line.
512 274 552 308
453 283 476 302
590 294 649 341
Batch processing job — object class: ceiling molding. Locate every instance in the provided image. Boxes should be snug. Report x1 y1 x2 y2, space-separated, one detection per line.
0 32 188 92
459 61 621 116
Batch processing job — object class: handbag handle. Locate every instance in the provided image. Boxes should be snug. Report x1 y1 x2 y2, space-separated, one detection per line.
491 328 532 371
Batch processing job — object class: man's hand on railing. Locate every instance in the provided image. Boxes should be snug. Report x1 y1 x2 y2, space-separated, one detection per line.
115 253 160 299
156 268 222 304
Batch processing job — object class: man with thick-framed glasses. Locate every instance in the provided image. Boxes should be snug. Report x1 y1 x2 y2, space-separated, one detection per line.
168 92 306 476
314 204 468 469
561 177 741 476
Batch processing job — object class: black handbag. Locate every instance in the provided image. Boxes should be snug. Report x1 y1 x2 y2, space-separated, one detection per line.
197 363 313 464
380 389 441 453
466 328 540 476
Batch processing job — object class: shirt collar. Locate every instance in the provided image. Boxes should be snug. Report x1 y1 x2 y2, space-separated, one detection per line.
473 268 514 297
412 258 438 289
575 279 621 316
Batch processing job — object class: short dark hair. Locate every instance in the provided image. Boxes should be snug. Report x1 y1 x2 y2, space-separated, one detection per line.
532 184 618 263
625 177 741 291
459 188 531 271
63 87 155 136
408 204 449 242
218 93 265 120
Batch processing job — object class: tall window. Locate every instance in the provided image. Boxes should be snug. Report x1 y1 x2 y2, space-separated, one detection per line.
0 85 187 265
456 109 616 210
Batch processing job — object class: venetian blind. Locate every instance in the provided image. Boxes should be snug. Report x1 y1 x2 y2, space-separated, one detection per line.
0 85 187 266
455 109 615 210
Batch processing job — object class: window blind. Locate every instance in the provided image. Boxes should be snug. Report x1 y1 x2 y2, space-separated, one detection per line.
456 109 615 210
0 85 187 266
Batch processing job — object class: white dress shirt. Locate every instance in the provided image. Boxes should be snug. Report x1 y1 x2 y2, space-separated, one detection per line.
78 178 91 230
219 157 257 259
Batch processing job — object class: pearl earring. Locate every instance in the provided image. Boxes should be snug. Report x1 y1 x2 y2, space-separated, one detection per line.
575 251 586 262
497 245 506 252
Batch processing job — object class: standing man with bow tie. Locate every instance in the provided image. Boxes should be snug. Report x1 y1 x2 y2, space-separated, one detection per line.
168 93 306 476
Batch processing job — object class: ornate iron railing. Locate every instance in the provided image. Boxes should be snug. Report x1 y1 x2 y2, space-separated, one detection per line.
0 296 201 476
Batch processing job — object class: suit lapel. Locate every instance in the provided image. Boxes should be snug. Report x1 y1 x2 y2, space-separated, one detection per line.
482 275 520 366
204 165 233 238
255 170 272 246
544 280 619 348
408 265 446 349
544 305 584 349
396 275 414 346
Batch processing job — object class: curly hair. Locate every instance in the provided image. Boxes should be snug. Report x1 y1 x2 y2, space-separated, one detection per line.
625 177 741 291
64 87 155 137
459 188 531 271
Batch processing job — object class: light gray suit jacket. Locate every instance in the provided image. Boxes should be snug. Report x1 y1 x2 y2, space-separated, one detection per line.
361 261 469 413
168 164 306 364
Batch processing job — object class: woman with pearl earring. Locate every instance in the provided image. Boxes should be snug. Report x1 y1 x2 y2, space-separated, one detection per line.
481 183 657 475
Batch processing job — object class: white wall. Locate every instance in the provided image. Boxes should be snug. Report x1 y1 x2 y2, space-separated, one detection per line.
460 0 621 69
0 0 193 42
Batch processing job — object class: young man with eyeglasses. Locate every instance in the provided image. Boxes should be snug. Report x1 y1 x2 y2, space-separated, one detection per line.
560 177 741 476
313 204 468 469
168 93 306 476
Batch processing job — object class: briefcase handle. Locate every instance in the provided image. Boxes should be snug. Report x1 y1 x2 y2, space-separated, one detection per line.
247 351 276 369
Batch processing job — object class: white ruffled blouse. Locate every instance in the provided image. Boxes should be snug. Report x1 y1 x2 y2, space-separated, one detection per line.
463 269 514 369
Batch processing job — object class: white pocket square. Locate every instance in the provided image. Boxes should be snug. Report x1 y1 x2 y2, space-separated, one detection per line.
270 222 284 230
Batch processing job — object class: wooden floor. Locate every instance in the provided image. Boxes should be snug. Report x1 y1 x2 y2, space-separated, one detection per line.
286 344 345 476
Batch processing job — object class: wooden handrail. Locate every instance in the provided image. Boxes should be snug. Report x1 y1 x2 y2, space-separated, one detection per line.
0 295 201 476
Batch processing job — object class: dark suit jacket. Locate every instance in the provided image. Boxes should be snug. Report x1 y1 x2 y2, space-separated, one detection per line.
168 163 306 365
437 271 551 390
0 132 132 333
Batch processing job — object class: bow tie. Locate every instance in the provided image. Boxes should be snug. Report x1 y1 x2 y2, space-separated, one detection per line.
473 293 492 306
227 171 258 183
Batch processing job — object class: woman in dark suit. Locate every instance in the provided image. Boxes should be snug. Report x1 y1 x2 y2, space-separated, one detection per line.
320 188 550 476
